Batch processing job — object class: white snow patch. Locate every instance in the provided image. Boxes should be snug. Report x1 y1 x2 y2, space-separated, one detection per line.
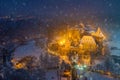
108 41 120 56
14 40 44 58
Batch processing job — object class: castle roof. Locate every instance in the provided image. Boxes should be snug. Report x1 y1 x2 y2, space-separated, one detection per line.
80 36 97 51
81 36 96 45
91 27 106 40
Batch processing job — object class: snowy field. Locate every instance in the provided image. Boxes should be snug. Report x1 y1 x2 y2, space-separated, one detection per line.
46 70 58 80
13 40 120 80
84 72 118 80
14 41 44 58
108 41 120 56
45 70 119 80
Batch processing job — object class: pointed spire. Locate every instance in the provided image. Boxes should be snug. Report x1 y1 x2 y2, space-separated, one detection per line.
96 27 106 40
96 27 101 34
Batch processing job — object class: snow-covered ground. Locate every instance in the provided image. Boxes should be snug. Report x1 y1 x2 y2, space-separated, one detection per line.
46 70 58 80
14 40 44 58
13 40 120 80
85 72 118 80
45 70 118 80
108 41 120 56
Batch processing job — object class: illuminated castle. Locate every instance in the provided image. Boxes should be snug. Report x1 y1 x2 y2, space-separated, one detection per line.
79 36 97 66
79 27 106 65
48 25 106 66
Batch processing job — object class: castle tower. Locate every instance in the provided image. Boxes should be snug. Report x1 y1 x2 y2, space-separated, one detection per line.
91 27 106 40
80 36 97 52
96 27 106 40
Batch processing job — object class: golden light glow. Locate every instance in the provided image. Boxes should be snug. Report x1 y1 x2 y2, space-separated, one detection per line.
48 25 106 66
80 36 97 51
58 38 66 46
63 71 71 76
60 56 71 64
91 27 106 40
12 59 26 69
15 63 26 69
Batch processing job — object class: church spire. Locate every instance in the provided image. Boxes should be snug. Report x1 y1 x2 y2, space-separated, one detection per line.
96 27 106 40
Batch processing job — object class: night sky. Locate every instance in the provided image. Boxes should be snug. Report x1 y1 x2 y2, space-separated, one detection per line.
0 0 120 17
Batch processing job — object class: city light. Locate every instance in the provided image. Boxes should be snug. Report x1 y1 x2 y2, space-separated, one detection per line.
74 64 87 71
83 65 87 68
79 67 84 70
58 39 66 46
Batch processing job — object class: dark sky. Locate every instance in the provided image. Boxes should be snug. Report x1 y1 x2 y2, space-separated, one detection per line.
0 0 120 17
